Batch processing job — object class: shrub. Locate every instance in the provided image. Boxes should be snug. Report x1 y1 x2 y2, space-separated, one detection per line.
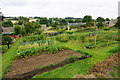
66 56 76 63
103 27 110 30
80 35 86 43
84 43 95 49
2 35 13 45
78 56 82 59
109 47 119 53
40 66 44 69
59 61 62 64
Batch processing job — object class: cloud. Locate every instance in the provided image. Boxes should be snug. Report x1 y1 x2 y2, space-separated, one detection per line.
0 0 119 19
0 0 27 7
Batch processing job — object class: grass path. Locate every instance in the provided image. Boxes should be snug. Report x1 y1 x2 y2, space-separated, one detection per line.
33 40 118 78
2 38 23 77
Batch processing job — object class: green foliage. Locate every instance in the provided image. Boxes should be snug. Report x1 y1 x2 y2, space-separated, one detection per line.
2 38 22 78
105 18 110 21
80 35 86 43
40 66 44 69
59 61 62 64
59 19 68 25
33 22 42 29
14 25 21 35
86 22 94 27
16 45 69 59
109 47 118 53
2 20 13 27
23 34 46 42
20 29 26 36
56 34 76 42
115 17 120 29
52 64 56 67
65 56 76 63
103 27 110 30
97 22 104 29
18 17 29 25
96 17 105 22
84 43 95 49
2 45 11 53
49 64 52 67
78 56 82 59
2 35 13 45
109 72 116 77
39 17 48 25
24 22 35 34
82 15 92 23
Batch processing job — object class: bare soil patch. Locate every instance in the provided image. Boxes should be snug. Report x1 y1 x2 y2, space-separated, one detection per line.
5 50 82 78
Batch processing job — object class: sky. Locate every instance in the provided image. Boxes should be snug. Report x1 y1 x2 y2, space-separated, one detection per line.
0 0 119 19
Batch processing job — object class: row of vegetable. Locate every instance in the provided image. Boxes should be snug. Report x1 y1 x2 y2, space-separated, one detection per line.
16 45 69 59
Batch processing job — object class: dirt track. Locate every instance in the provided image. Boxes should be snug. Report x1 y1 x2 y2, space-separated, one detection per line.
5 50 82 78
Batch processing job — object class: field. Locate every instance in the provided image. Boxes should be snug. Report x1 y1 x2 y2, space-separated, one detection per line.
2 28 119 79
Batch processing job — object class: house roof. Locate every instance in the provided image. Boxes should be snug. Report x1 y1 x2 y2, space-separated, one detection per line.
109 19 117 26
41 24 46 29
2 27 14 33
68 23 86 26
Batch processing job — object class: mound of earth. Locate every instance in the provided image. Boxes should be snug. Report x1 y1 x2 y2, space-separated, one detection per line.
74 52 119 78
5 50 82 78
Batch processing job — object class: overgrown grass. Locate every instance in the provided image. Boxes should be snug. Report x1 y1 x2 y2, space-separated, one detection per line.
2 38 23 78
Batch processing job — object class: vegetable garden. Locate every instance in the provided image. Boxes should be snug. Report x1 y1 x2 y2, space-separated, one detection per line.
2 28 119 79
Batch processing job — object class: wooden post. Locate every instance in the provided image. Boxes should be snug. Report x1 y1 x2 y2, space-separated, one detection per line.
95 34 97 46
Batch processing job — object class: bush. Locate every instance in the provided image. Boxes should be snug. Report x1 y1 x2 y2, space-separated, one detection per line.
56 35 76 42
80 35 86 43
84 43 95 49
2 35 13 45
109 47 119 53
23 34 46 42
66 56 76 63
103 27 110 30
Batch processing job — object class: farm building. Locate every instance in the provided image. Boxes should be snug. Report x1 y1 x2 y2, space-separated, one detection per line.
29 19 38 22
41 24 47 30
2 27 14 34
109 19 117 26
68 23 86 26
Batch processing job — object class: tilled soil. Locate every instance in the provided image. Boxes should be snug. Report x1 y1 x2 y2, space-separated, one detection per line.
5 50 82 78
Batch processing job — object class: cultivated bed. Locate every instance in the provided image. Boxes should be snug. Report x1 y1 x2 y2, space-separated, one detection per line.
5 50 82 78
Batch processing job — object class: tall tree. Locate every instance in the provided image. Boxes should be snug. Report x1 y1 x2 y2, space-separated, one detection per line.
82 15 92 23
97 22 104 29
39 17 48 24
96 17 105 22
105 18 110 21
2 20 13 27
59 19 68 25
14 25 21 35
24 22 35 34
115 17 120 29
33 22 41 29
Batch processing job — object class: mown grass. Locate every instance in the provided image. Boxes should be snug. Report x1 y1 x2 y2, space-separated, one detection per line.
2 38 23 78
33 40 118 78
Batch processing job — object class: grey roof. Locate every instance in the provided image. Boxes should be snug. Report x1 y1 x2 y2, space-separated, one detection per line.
2 27 14 33
68 23 86 26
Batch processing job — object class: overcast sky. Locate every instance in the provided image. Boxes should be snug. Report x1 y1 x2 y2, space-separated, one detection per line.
0 0 119 19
